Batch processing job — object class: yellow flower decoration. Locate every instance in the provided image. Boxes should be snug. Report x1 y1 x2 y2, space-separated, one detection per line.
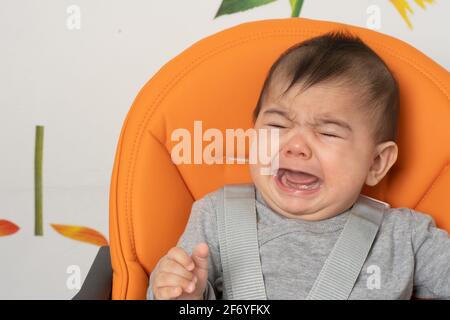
390 0 435 29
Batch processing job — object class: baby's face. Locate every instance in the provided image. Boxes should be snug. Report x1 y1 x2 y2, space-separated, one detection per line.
250 81 392 221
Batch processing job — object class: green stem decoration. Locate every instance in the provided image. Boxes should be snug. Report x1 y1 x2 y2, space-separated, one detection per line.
35 125 44 236
290 0 304 17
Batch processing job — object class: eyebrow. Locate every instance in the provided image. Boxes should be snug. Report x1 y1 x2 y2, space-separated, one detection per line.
263 108 352 132
314 116 353 132
262 108 292 119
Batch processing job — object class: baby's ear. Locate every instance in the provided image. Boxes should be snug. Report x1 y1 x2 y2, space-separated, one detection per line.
365 141 398 186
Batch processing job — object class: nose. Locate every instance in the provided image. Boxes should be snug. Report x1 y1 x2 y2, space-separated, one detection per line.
282 133 312 160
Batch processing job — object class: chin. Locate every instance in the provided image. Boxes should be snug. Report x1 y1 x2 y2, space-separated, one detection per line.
267 189 314 216
279 203 317 217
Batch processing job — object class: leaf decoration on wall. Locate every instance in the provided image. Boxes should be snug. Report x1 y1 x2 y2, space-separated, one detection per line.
215 0 277 18
35 125 44 236
390 0 435 29
289 0 304 17
0 220 20 237
214 0 435 31
51 224 108 246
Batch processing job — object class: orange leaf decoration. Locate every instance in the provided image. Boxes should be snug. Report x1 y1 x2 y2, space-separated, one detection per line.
51 224 108 246
0 220 20 236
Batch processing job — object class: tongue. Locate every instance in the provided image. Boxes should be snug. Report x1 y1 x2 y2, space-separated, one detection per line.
282 169 318 184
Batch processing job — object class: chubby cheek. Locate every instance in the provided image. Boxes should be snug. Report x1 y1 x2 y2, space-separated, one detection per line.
250 162 275 198
319 148 368 191
250 163 267 187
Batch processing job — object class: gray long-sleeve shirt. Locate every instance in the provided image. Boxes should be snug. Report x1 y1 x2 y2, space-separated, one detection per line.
147 185 450 300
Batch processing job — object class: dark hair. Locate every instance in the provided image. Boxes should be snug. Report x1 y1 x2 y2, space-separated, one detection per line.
253 31 399 143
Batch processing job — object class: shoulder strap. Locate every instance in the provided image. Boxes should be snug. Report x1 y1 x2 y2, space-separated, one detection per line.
306 195 389 300
217 188 388 300
216 184 267 300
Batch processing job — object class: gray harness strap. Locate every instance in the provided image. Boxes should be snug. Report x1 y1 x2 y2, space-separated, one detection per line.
216 184 388 300
306 195 387 300
217 184 267 299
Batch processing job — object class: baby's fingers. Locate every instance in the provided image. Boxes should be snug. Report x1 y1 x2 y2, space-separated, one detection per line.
155 271 196 294
159 258 195 282
155 286 182 300
166 247 195 271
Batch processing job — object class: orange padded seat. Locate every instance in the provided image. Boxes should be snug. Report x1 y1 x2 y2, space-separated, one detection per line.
109 18 450 299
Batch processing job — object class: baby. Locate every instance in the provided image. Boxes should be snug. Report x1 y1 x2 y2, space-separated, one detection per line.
147 31 450 300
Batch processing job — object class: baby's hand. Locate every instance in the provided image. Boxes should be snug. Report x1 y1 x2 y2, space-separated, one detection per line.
152 243 209 300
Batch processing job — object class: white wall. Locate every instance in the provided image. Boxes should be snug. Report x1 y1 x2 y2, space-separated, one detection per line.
0 0 448 299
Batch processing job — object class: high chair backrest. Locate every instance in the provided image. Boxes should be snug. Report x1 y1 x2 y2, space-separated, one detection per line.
109 18 450 299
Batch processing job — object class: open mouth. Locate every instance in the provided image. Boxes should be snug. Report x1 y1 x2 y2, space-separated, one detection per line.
274 168 322 193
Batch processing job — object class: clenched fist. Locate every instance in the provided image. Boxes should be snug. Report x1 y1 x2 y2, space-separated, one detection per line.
151 242 210 300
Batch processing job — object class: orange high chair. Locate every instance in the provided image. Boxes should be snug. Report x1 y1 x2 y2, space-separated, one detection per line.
73 18 450 300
